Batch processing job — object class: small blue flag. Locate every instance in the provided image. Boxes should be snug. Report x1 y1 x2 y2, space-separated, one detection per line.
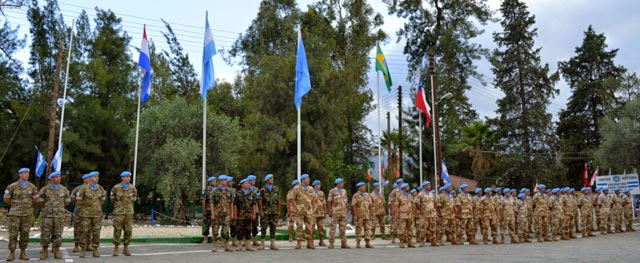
441 160 450 184
201 14 217 100
52 144 63 172
294 29 311 110
35 147 47 178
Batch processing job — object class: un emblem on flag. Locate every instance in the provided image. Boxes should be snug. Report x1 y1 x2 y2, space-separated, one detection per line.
613 176 621 182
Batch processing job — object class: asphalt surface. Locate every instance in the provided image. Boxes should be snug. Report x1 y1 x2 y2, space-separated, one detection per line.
0 224 638 262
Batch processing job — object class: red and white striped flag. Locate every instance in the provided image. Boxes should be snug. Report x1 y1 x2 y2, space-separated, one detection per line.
582 163 590 187
589 167 600 186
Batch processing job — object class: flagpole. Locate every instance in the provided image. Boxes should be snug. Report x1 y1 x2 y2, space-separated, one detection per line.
377 71 382 193
419 113 423 184
133 75 142 186
56 20 74 171
430 74 438 194
297 107 301 181
203 90 207 193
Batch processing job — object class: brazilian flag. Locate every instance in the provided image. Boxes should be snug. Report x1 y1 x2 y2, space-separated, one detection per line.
375 44 393 91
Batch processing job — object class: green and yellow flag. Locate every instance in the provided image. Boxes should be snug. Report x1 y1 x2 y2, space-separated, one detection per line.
375 44 393 91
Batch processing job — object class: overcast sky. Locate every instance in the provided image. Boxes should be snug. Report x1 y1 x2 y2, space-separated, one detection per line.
3 0 639 131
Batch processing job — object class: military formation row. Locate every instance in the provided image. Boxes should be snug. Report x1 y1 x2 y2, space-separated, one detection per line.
3 168 137 261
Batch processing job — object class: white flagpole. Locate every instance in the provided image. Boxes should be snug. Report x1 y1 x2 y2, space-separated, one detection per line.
430 74 438 193
419 113 423 184
297 107 301 182
203 96 207 193
57 21 74 171
377 71 382 194
133 77 142 186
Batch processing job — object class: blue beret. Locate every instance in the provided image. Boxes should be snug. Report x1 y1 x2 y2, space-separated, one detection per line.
18 168 30 173
335 178 344 184
460 184 468 189
623 189 630 193
383 181 389 187
226 176 233 182
410 189 416 194
291 179 299 186
392 183 397 189
373 182 379 187
517 193 525 199
247 175 256 181
552 188 559 194
417 186 423 191
265 174 274 181
439 187 444 191
300 174 309 180
494 187 501 192
401 183 409 189
90 171 99 176
596 187 601 191
208 176 216 182
422 181 431 186
564 187 570 192
475 188 482 194
503 188 510 193
312 180 321 186
538 184 546 189
510 189 516 193
570 188 575 192
520 188 526 193
48 171 61 179
396 178 404 184
546 189 552 193
614 187 620 192
81 174 91 180
218 175 227 181
121 171 132 177
239 179 247 184
525 188 530 192
443 183 451 190
430 190 436 194
484 187 492 193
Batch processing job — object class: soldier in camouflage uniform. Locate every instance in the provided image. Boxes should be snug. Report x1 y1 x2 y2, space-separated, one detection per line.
4 168 38 261
247 175 260 246
352 182 373 248
71 174 91 252
472 188 483 243
440 184 458 245
533 185 550 242
209 175 234 252
233 179 256 251
516 193 529 243
524 189 534 238
75 171 106 258
480 187 498 244
500 188 517 244
597 187 612 234
227 177 239 246
622 189 635 231
395 183 415 248
258 174 280 250
562 188 576 239
293 174 316 249
593 187 602 231
327 177 350 249
286 180 299 242
492 188 504 244
611 188 623 233
456 184 478 245
201 176 216 244
311 180 327 246
550 188 563 241
370 182 387 240
388 179 403 243
111 171 137 256
578 187 595 237
37 171 70 260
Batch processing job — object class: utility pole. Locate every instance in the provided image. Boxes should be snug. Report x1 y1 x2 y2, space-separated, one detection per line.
386 111 391 186
45 41 65 183
398 85 403 179
429 52 443 187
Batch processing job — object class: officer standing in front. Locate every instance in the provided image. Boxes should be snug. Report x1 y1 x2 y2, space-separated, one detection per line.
327 178 350 249
352 182 373 248
37 171 70 260
111 171 137 256
75 172 106 258
4 168 38 261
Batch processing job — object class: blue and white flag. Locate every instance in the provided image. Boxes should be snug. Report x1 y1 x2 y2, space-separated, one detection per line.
294 29 311 110
200 14 217 100
138 25 152 103
52 144 63 172
441 160 450 184
35 147 47 178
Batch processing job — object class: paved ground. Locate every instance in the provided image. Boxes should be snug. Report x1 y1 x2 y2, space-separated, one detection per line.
0 225 638 262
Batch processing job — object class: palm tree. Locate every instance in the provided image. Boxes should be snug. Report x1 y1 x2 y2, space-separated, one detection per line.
462 121 496 181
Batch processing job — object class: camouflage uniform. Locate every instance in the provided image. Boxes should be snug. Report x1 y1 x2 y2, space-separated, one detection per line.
578 193 594 237
550 195 563 241
533 191 550 241
352 191 372 246
70 185 84 247
234 189 256 241
312 188 326 244
76 183 106 250
370 189 386 239
611 193 623 232
395 190 415 248
622 193 634 231
111 183 137 246
516 198 528 242
457 192 475 244
593 193 601 231
327 187 349 247
526 194 534 235
286 188 297 241
210 185 233 243
501 196 517 243
480 195 498 244
493 195 504 243
415 190 436 245
472 194 482 240
5 181 38 251
597 192 611 234
250 186 260 241
259 184 280 240
202 186 214 238
441 192 456 243
388 187 401 241
293 184 315 246
562 194 576 238
38 184 71 248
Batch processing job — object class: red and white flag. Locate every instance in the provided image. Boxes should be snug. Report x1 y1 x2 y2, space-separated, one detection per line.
415 83 431 127
582 163 590 187
589 166 600 186
533 182 539 193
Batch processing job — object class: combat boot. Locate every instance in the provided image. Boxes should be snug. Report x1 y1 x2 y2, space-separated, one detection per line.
112 245 119 256
407 238 416 248
79 247 86 258
356 239 361 248
270 239 279 250
288 227 294 242
469 236 479 245
500 235 505 244
6 250 15 261
258 239 265 250
72 243 79 252
232 237 238 247
381 230 389 240
123 245 131 256
483 236 489 244
236 239 244 251
318 237 326 246
561 233 569 240
92 247 100 257
391 233 396 243
253 236 259 246
86 246 93 252
244 239 255 251
340 241 351 249
295 240 302 249
212 240 218 252
53 246 62 259
399 236 405 248
328 241 334 249
39 246 48 260
365 240 374 248
223 240 234 252
431 238 441 246
306 238 315 249
511 235 519 244
492 237 499 244
19 249 29 260
202 235 209 244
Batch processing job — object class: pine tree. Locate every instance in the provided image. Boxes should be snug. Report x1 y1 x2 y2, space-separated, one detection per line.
489 0 558 187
